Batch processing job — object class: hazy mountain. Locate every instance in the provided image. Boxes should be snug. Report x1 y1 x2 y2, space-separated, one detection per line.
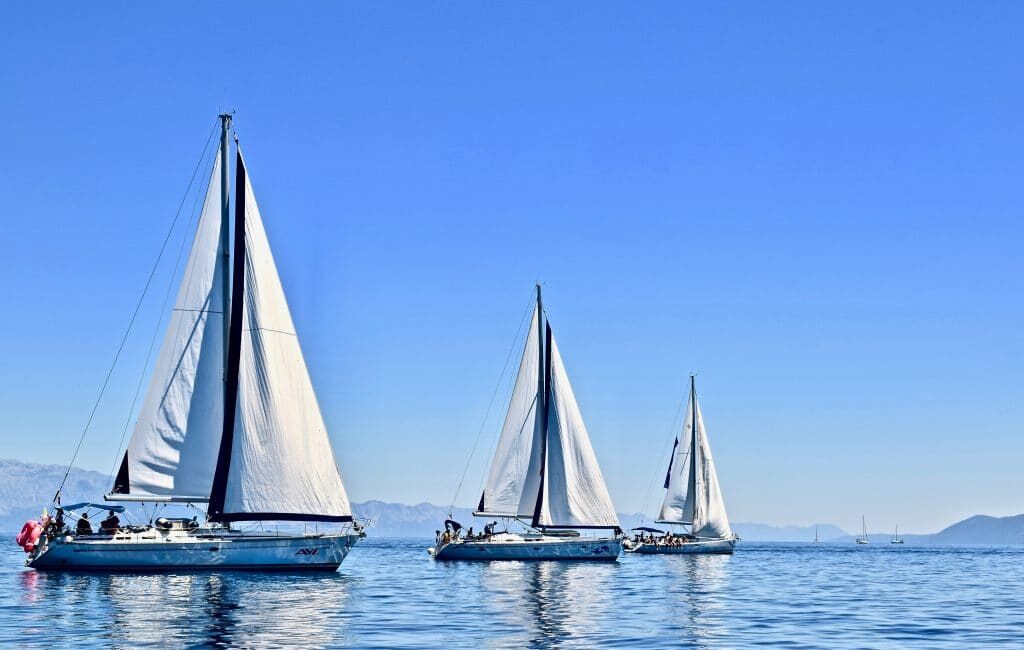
3 459 1023 545
0 458 112 531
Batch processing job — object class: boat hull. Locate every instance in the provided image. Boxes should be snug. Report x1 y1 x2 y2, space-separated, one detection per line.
627 538 737 555
27 531 361 572
429 534 621 561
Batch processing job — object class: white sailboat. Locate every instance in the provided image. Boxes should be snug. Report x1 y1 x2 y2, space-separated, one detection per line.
856 516 869 544
891 523 904 544
626 376 738 555
429 285 622 561
23 115 364 571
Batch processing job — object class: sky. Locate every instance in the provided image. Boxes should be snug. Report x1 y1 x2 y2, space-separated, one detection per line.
0 2 1021 534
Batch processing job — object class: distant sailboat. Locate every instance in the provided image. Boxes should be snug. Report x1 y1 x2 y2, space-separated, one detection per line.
856 516 869 544
625 376 738 555
429 285 622 561
20 115 365 571
814 525 820 544
891 523 904 544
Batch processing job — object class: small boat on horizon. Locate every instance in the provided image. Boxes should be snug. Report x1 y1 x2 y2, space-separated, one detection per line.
429 285 622 561
623 376 738 555
856 515 869 544
814 525 820 543
17 115 365 571
891 523 905 544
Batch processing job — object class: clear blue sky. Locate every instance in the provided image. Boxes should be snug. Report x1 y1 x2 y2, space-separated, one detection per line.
1 3 1020 534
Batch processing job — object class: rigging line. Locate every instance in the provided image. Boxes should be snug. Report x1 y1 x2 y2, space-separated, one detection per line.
447 288 536 516
638 379 689 523
105 133 220 486
53 118 221 505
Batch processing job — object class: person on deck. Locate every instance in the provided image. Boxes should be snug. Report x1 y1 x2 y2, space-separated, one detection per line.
75 512 93 536
100 510 121 534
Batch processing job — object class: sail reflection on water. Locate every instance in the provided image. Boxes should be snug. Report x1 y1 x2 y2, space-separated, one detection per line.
479 560 617 646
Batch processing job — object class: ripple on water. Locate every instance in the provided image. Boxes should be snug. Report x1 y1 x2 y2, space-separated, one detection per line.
2 540 1024 648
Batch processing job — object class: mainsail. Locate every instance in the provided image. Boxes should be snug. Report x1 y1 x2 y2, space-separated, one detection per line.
658 378 732 538
112 124 352 522
111 151 226 500
475 287 618 529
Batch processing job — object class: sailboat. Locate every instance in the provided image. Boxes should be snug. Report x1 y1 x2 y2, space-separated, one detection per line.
891 523 904 544
626 376 738 555
429 285 622 561
814 525 820 544
22 115 364 571
856 516 869 544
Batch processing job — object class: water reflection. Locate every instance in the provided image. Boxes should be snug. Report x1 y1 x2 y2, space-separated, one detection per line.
16 570 352 648
481 561 618 648
664 554 732 648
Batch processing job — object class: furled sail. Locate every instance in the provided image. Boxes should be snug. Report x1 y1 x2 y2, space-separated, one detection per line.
111 151 226 499
658 385 732 538
534 335 620 529
476 307 544 518
209 152 352 522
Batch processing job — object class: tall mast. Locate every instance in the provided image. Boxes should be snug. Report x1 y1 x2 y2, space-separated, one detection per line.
689 374 699 531
218 113 232 373
531 283 549 528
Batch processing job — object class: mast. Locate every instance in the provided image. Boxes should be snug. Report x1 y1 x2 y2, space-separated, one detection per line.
218 113 232 373
689 374 699 533
208 139 247 521
531 283 550 528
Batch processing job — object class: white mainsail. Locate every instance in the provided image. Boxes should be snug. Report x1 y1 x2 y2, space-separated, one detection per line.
112 152 226 499
216 154 352 520
476 290 618 529
658 381 732 539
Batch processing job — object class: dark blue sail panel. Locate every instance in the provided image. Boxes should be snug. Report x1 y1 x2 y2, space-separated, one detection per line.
663 437 679 489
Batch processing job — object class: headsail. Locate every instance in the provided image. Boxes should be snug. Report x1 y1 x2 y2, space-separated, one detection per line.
110 151 226 500
658 379 732 538
208 151 352 522
535 334 619 529
476 306 544 518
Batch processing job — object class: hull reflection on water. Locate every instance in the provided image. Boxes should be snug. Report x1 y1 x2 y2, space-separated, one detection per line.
17 566 353 648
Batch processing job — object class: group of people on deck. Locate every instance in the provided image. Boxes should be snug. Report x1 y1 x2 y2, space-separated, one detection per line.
62 510 121 537
633 531 695 547
435 520 499 546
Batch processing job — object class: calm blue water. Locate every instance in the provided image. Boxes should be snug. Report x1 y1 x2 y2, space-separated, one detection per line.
1 538 1022 648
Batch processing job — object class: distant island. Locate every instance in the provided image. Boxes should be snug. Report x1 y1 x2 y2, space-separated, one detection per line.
2 458 1021 544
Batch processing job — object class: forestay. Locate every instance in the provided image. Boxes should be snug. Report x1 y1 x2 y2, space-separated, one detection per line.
111 152 225 499
214 154 352 521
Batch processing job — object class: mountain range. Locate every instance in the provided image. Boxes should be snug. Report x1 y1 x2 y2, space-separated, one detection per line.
2 459 1020 544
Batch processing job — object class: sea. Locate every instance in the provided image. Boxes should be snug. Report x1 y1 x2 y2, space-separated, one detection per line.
1 538 1022 648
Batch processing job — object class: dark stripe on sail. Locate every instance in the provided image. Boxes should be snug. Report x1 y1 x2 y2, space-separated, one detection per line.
530 321 553 529
213 512 354 523
663 437 679 489
207 150 247 521
477 491 485 512
111 452 130 494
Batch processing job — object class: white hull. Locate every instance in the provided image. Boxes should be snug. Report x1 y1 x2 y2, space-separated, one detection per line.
626 537 737 555
27 528 360 571
429 533 621 561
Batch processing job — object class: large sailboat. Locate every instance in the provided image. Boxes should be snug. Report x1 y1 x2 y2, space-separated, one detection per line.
429 286 622 561
22 115 364 571
626 376 737 555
